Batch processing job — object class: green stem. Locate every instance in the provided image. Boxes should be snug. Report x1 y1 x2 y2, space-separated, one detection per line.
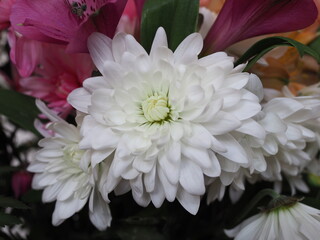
231 188 280 227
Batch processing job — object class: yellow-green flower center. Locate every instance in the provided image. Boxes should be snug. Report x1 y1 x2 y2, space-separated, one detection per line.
142 92 170 122
63 144 84 165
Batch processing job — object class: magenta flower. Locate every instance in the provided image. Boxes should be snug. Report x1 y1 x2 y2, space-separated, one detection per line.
16 42 93 117
133 0 145 19
117 0 146 36
8 29 41 77
117 0 138 34
0 0 15 30
11 171 33 198
10 0 127 53
203 0 318 53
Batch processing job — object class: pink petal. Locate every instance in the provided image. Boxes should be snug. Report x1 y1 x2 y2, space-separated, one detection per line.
14 41 93 116
0 0 15 30
123 0 137 20
133 0 146 37
94 0 128 37
134 0 146 20
11 171 33 198
204 0 318 53
10 0 128 53
8 30 42 77
10 0 77 44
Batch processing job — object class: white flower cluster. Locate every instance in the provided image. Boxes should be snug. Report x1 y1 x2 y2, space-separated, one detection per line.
28 28 320 229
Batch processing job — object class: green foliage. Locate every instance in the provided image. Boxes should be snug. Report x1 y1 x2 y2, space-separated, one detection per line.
141 0 199 52
0 89 40 135
0 196 29 228
309 35 320 54
235 36 320 71
0 167 20 175
0 212 21 228
0 196 29 210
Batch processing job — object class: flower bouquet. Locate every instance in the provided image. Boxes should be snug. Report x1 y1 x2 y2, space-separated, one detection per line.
1 0 320 239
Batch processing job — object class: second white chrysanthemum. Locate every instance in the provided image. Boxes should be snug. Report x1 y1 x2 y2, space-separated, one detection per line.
28 109 111 230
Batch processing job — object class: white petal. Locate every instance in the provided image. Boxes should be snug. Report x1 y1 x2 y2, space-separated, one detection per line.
204 111 241 135
181 145 211 169
150 27 168 59
67 88 91 113
88 32 113 73
236 119 265 139
174 33 203 64
263 98 304 120
179 160 205 195
55 195 88 221
226 100 261 120
259 112 286 133
157 166 178 202
203 151 221 177
245 74 264 101
89 189 112 230
49 122 79 142
36 99 64 123
223 73 249 90
42 182 63 202
83 76 110 91
144 166 156 192
198 7 216 38
150 176 165 208
91 149 114 167
215 134 248 164
176 189 200 215
56 178 80 201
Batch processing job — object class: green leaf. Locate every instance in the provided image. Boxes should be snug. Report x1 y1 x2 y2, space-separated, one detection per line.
229 189 280 227
235 36 320 71
0 212 22 227
0 167 20 175
141 0 199 52
0 196 30 210
141 0 175 52
309 36 320 54
169 0 199 50
0 89 40 135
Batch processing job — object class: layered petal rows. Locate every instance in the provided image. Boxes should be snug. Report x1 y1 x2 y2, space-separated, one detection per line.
68 27 264 214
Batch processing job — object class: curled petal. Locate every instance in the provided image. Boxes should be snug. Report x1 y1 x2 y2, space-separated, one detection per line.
204 0 318 53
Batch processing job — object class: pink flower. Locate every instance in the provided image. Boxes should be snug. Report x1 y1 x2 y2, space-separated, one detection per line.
8 29 41 77
117 0 146 36
203 0 318 53
10 0 128 53
16 42 94 117
117 0 137 34
11 171 33 198
0 0 15 30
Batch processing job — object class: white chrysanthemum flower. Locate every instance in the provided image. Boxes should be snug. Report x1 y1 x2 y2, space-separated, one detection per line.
226 201 320 240
28 118 111 230
259 96 320 193
68 27 264 214
281 84 320 178
207 93 320 203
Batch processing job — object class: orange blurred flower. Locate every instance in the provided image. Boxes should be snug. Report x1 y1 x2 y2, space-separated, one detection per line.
252 23 319 92
200 0 225 13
